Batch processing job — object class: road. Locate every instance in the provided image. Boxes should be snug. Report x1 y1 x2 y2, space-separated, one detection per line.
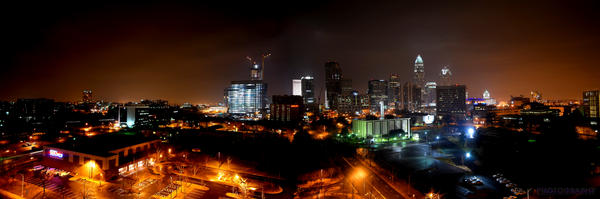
342 157 406 199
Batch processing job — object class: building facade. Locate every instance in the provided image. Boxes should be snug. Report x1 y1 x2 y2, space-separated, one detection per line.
301 76 316 111
225 80 268 118
423 82 437 114
82 90 93 103
388 74 401 109
400 82 422 112
352 118 411 138
124 104 149 127
368 80 388 112
337 91 370 114
413 55 425 86
325 61 343 110
270 95 304 122
584 90 600 119
292 79 302 96
436 85 467 120
439 66 452 86
43 134 160 172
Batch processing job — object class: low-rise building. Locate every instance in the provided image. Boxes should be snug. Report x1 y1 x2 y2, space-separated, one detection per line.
42 133 160 176
352 118 411 138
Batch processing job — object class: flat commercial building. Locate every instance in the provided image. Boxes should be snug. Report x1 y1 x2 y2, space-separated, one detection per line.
43 133 160 173
352 118 411 138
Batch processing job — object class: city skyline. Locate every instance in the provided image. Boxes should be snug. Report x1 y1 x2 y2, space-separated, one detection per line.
1 1 599 104
1 2 600 198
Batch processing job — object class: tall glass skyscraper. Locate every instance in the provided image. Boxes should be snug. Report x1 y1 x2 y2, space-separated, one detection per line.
368 79 388 112
301 76 315 105
325 61 343 109
225 80 268 117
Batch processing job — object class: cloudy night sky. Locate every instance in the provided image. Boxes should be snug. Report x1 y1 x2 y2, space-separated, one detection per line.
1 0 599 104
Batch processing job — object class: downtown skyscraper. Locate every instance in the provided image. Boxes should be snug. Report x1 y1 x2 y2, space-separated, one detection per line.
225 56 269 118
583 90 600 119
324 61 343 110
439 65 453 86
368 80 388 112
413 54 425 86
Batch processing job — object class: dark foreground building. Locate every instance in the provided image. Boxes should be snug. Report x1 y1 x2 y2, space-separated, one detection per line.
43 133 160 175
270 95 304 122
436 85 467 120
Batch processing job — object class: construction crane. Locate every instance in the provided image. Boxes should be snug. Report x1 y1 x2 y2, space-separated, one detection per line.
246 56 260 80
260 52 271 80
245 56 256 65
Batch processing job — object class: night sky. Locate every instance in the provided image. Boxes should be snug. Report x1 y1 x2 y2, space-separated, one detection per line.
1 1 599 104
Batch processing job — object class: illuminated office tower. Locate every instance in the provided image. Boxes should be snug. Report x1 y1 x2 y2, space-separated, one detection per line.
400 81 422 112
325 61 343 109
436 85 467 120
82 90 93 103
483 89 496 105
583 90 599 118
388 74 401 109
225 80 268 118
439 65 452 86
292 79 302 96
413 54 425 86
368 80 388 112
423 82 437 114
301 76 316 107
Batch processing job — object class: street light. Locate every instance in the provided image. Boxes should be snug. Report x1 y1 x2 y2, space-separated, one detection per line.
352 168 368 196
19 173 24 197
467 128 475 139
87 161 96 179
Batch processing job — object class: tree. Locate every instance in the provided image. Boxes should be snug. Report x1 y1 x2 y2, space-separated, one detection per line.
340 127 350 137
382 129 404 142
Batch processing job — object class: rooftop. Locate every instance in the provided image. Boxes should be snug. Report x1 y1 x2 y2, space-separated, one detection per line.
47 132 159 157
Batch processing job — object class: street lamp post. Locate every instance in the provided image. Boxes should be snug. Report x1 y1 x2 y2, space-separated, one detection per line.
90 164 93 179
19 173 24 197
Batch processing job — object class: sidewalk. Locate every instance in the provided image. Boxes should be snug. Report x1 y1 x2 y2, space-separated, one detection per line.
0 188 24 199
1 178 62 199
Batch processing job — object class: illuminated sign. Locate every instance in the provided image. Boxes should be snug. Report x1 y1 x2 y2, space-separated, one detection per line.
290 105 299 108
48 150 63 159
